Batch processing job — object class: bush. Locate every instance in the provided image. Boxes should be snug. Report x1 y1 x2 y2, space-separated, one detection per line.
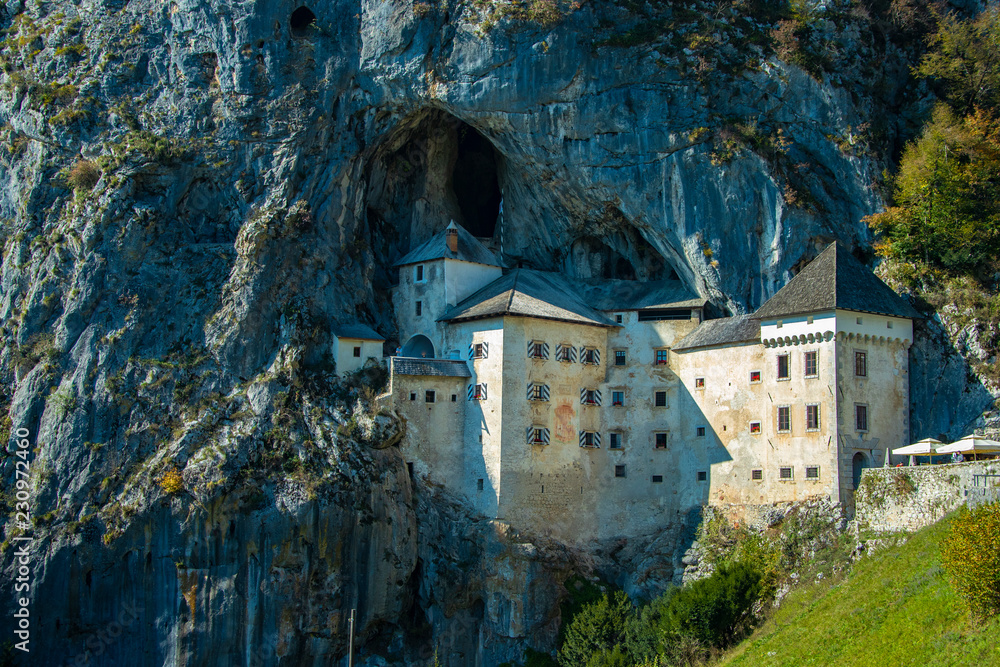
558 591 632 667
657 562 762 649
158 468 184 495
67 159 100 191
940 502 1000 620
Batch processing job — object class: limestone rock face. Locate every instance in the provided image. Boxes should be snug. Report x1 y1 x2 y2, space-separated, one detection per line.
0 0 989 664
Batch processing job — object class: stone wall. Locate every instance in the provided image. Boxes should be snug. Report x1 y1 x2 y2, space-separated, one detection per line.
855 461 1000 533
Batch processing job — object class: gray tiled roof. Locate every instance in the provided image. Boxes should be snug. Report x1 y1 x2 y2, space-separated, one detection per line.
752 242 920 320
673 315 761 351
579 279 707 311
392 358 471 377
438 269 619 327
333 323 384 341
394 221 502 268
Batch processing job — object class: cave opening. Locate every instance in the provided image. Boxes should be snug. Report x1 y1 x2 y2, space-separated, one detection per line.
290 7 316 37
451 126 501 239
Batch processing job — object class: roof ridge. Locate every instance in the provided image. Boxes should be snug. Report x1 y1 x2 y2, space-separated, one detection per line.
505 269 519 314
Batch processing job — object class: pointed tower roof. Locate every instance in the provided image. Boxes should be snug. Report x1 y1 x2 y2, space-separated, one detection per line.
752 243 920 320
394 221 502 268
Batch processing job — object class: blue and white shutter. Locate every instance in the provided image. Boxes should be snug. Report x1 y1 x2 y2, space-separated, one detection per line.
593 389 602 406
526 426 534 444
541 428 550 444
468 384 475 401
541 342 550 359
540 384 550 401
580 388 588 404
593 432 602 447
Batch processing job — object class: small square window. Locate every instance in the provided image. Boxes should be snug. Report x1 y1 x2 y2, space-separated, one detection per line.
615 350 627 366
425 390 435 403
655 432 668 449
477 478 484 491
415 264 424 282
472 343 487 359
855 350 867 377
749 421 761 434
654 391 668 407
353 346 361 358
696 426 706 437
856 404 869 432
609 432 623 449
776 320 783 329
697 471 707 482
887 320 894 329
779 466 793 480
581 347 600 365
615 313 624 324
471 383 487 401
652 474 663 483
615 465 626 478
415 301 423 316
694 377 705 389
806 404 820 430
807 315 814 324
804 350 817 377
556 345 574 362
409 392 416 401
451 394 457 402
777 354 790 380
654 349 669 366
777 406 791 432
806 466 820 480
751 469 763 481
857 316 863 325
528 340 548 359
612 390 625 406
749 370 762 384
580 431 600 448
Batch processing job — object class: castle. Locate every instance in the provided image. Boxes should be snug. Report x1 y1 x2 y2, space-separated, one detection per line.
348 222 919 543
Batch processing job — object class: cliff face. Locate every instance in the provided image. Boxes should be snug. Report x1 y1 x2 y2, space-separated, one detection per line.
0 0 994 664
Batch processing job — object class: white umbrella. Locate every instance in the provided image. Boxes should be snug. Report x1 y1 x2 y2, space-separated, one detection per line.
935 435 1000 460
893 438 942 466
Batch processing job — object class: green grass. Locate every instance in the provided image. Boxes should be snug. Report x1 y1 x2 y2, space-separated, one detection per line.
719 516 1000 667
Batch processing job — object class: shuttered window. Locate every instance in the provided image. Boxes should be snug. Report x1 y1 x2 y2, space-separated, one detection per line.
469 342 489 360
580 389 602 406
579 347 600 365
468 383 487 401
527 340 550 359
526 427 551 445
579 431 601 448
526 383 550 402
555 344 577 363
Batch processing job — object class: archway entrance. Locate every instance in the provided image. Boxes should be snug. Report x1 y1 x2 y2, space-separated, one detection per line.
401 334 435 359
852 452 868 489
290 7 316 37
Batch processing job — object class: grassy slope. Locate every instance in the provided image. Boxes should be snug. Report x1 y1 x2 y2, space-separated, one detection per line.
719 516 1000 667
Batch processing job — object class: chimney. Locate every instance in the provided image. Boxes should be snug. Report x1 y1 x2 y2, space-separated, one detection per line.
446 228 458 254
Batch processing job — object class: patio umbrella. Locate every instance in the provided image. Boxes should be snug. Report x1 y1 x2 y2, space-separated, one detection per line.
935 435 1000 461
892 438 942 466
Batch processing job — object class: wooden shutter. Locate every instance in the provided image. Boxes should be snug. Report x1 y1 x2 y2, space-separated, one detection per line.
594 432 602 447
593 349 600 365
481 383 487 400
541 342 550 359
467 384 475 401
593 389 602 406
579 431 587 447
580 388 588 404
541 428 550 444
526 426 534 445
468 344 475 360
540 384 550 401
482 342 488 358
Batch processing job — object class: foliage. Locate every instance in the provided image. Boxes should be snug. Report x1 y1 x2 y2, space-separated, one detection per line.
866 105 1000 276
158 468 184 495
940 502 1000 621
558 590 632 667
917 7 1000 115
66 159 100 191
718 514 1000 667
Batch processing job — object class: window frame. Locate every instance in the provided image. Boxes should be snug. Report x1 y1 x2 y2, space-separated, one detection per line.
697 470 708 482
694 377 705 390
749 421 762 435
777 353 790 380
527 340 549 360
580 388 602 406
470 383 487 401
777 405 791 433
580 346 600 365
472 343 488 360
695 425 706 437
751 469 763 481
779 466 794 481
579 430 601 448
804 350 818 378
609 431 624 450
749 370 762 384
614 349 627 366
855 403 869 432
415 300 423 317
805 403 820 431
615 465 626 478
611 389 625 407
854 350 867 377
805 465 820 480
654 432 668 449
527 383 550 402
415 264 425 283
654 348 670 366
425 390 436 403
653 390 668 408
651 474 663 483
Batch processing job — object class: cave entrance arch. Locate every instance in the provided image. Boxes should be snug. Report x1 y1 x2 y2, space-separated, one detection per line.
290 7 316 37
401 335 435 359
451 126 501 238
852 452 869 490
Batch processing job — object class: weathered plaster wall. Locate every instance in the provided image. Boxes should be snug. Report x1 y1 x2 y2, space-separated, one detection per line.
393 259 450 355
855 461 1000 533
393 374 467 484
334 337 384 375
444 258 502 309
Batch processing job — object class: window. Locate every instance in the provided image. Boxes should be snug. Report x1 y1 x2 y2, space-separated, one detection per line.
526 427 551 445
580 389 602 406
855 404 869 432
654 390 668 407
415 301 423 316
751 469 763 481
638 309 690 321
806 404 820 430
415 264 424 282
857 316 863 325
615 313 624 324
887 320 894 329
696 426 706 437
470 342 488 360
779 466 793 480
527 340 549 359
527 383 550 402
749 421 761 434
806 466 820 480
749 370 761 384
804 350 817 377
451 394 457 402
611 390 625 406
697 471 708 482
614 350 627 366
655 432 668 449
477 478 484 491
615 465 626 478
855 350 867 377
777 406 791 432
409 392 416 401
609 432 623 450
353 346 361 358
555 344 576 363
654 349 669 366
652 474 663 483
468 383 487 401
807 316 814 324
694 377 705 389
425 390 435 403
579 431 601 448
777 354 790 380
580 347 600 365
776 320 783 329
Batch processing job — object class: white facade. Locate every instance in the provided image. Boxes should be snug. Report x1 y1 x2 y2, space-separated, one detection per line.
333 336 384 376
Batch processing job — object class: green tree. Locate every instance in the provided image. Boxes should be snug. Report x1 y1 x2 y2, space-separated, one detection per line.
940 502 1000 621
558 591 633 667
918 8 1000 114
